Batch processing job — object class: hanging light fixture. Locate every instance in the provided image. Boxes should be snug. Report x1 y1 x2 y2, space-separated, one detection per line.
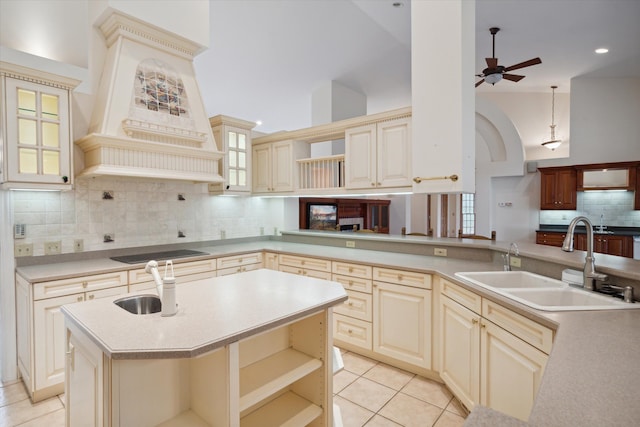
541 85 562 150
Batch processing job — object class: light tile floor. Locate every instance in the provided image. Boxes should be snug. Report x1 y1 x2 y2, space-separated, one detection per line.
0 348 467 426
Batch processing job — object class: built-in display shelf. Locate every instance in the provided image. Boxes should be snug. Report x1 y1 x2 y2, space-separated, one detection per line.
240 391 323 427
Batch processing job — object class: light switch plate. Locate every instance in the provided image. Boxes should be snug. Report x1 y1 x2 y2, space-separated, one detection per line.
434 248 447 257
346 241 356 248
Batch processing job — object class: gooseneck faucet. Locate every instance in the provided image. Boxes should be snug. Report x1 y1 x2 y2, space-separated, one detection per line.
561 216 608 290
503 242 519 271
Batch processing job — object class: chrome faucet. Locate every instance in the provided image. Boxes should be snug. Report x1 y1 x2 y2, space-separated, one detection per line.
561 216 608 290
503 242 519 271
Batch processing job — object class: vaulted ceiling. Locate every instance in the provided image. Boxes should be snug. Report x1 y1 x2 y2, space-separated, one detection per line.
193 0 640 134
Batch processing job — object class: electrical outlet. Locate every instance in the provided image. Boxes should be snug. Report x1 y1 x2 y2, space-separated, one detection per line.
434 248 447 257
45 240 61 255
15 243 33 257
346 241 356 248
74 239 84 252
510 256 522 268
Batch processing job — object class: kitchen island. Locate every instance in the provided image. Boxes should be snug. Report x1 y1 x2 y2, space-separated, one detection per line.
61 269 347 426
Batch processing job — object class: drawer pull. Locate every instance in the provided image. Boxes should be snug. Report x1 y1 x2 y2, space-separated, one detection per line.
348 281 353 286
348 267 353 273
82 281 88 288
348 329 353 334
397 274 403 281
348 301 353 306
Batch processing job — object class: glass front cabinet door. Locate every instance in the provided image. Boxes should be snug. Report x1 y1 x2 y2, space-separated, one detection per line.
208 115 256 194
2 74 74 189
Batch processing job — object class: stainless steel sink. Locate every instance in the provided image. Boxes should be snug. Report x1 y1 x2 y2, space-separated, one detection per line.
455 271 639 311
114 295 161 315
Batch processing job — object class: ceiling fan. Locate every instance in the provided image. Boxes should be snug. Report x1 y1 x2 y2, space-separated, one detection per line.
476 27 542 87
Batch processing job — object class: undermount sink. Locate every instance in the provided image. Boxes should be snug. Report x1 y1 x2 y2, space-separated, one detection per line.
454 271 638 311
114 295 161 315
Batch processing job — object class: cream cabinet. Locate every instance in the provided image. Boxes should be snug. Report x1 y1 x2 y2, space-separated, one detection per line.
252 140 309 194
1 67 77 190
16 272 127 402
128 258 217 292
66 321 104 426
278 253 332 280
344 117 412 190
263 252 279 270
373 277 431 369
208 115 255 194
216 252 263 276
332 262 373 351
438 278 551 421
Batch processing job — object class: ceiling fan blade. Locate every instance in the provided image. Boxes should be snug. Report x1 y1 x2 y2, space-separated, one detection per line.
504 57 542 72
475 79 485 87
485 57 498 69
503 74 525 82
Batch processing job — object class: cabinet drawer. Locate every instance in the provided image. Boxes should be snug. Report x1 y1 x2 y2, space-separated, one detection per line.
482 299 554 354
86 285 128 302
332 262 372 279
216 252 263 270
440 278 482 314
373 267 431 289
217 263 262 277
333 290 372 322
33 271 127 300
128 259 217 284
129 271 217 292
278 254 331 272
333 313 372 350
332 274 372 294
278 265 332 280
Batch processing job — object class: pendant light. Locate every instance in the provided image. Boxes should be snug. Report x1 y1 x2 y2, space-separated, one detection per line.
541 85 562 150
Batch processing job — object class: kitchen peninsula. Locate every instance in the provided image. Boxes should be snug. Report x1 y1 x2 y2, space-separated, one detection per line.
61 269 347 426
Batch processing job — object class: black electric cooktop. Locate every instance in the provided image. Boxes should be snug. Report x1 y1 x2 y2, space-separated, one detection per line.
110 249 208 264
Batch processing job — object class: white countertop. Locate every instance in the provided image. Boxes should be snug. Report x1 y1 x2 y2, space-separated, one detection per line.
61 269 347 359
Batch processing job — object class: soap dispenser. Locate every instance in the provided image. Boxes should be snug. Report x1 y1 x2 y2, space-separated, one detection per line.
161 260 177 317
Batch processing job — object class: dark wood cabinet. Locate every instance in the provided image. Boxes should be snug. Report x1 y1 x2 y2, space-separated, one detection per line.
536 231 567 247
539 167 577 210
636 166 640 210
299 197 391 233
539 232 634 258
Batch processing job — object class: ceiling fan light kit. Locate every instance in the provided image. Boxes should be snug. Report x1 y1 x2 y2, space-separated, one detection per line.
476 27 542 88
542 85 562 150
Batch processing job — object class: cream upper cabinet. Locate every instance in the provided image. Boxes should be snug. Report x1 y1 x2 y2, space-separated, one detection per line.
1 74 75 190
345 117 412 190
373 278 431 369
252 140 309 193
209 115 255 194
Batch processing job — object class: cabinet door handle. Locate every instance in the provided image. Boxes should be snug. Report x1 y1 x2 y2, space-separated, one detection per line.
67 347 75 371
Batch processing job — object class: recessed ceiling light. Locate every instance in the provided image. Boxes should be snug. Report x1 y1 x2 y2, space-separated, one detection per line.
392 2 404 7
256 120 263 126
595 48 609 54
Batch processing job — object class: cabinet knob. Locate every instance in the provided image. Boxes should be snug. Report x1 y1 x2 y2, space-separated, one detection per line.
377 182 381 186
348 301 353 306
88 294 95 300
348 281 353 286
481 322 487 328
472 318 479 324
82 281 88 288
371 182 375 186
77 296 84 302
347 329 353 334
348 267 353 273
239 258 243 263
397 274 403 281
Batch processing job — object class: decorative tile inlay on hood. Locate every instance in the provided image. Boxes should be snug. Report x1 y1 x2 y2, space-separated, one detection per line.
75 11 223 183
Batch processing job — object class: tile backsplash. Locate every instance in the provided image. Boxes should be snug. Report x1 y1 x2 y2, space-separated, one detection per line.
12 177 285 256
539 191 640 226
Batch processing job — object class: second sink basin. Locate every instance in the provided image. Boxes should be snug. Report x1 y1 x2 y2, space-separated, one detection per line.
455 271 565 290
114 295 161 315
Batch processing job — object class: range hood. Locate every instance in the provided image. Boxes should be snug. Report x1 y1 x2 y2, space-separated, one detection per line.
75 11 223 183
